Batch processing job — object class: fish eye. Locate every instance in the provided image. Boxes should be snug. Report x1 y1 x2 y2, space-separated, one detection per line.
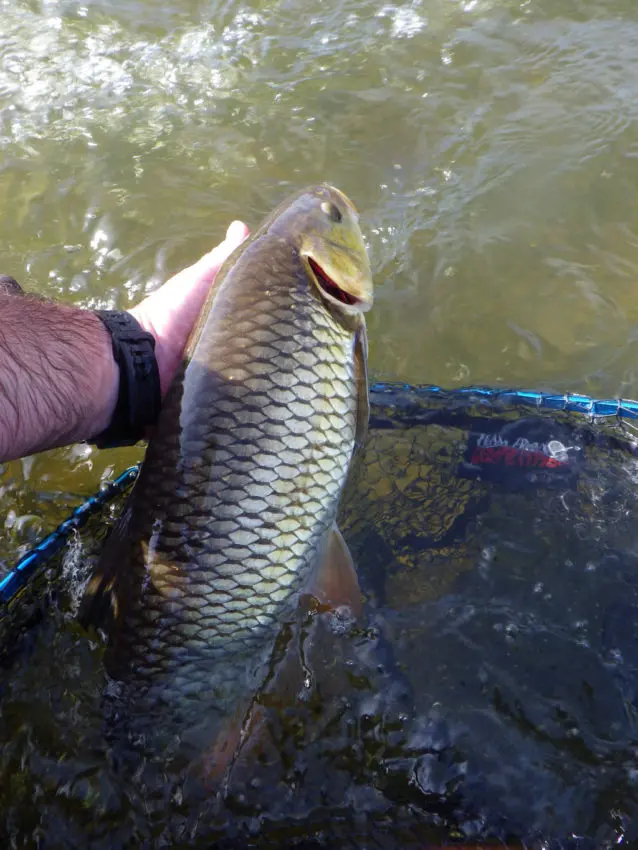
320 200 342 223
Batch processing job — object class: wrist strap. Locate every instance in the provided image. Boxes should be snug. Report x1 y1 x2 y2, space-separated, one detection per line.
92 310 162 449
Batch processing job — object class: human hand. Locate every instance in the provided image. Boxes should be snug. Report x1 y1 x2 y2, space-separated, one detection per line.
129 220 250 396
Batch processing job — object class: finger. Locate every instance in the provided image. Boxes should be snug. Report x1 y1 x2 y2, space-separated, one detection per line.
195 220 250 275
226 219 250 243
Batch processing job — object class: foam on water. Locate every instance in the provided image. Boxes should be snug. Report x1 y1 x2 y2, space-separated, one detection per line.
0 12 243 150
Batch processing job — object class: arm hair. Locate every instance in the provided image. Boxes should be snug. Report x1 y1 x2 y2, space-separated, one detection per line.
0 294 118 461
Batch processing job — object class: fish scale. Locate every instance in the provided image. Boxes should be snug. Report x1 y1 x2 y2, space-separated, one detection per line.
80 185 373 714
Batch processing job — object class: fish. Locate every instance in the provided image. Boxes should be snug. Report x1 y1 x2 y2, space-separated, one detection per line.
78 184 373 762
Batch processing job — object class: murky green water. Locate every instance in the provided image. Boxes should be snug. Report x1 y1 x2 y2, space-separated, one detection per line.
2 0 638 845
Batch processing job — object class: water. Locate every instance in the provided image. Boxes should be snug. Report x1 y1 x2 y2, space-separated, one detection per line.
2 0 638 844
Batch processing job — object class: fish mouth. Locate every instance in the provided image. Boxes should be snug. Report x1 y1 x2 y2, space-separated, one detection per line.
308 257 361 308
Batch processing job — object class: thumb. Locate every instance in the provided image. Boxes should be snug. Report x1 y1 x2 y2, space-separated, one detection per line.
196 220 250 275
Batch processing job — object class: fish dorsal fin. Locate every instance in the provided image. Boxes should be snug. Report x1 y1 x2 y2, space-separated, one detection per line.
77 502 134 634
308 524 362 617
354 319 369 449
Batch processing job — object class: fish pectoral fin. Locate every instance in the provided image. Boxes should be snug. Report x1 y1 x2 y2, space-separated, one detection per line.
354 319 369 449
78 572 117 636
77 503 133 633
308 524 362 617
199 701 267 788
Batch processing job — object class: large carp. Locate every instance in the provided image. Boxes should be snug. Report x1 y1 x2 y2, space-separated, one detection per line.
79 185 373 762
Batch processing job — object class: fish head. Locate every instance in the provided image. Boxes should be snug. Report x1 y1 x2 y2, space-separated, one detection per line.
265 184 373 318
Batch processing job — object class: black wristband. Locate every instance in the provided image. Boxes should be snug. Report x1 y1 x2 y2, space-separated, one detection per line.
91 310 162 449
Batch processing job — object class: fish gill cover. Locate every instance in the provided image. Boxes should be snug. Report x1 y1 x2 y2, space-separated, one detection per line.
1 385 638 848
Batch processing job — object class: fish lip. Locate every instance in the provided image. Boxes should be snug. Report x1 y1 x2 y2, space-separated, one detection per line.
304 256 373 315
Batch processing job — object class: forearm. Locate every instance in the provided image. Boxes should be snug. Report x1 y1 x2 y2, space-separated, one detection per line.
0 295 118 462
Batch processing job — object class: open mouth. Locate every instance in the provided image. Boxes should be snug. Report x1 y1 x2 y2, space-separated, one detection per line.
308 257 359 307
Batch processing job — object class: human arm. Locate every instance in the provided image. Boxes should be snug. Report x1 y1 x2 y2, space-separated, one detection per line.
0 220 249 463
